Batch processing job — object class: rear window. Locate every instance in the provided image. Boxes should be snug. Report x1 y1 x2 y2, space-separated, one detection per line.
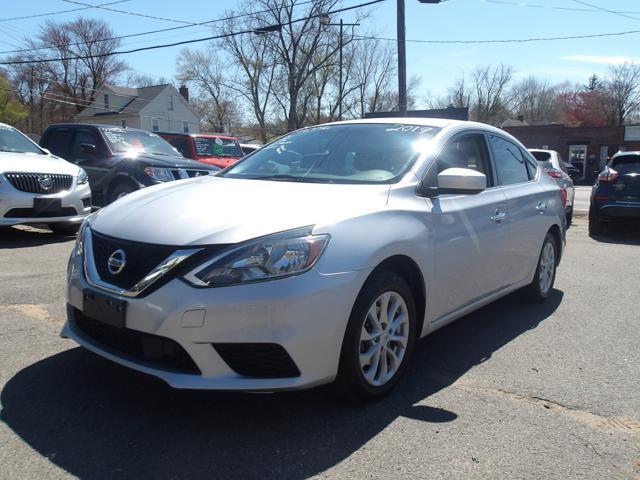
193 137 242 157
612 155 640 174
530 151 551 162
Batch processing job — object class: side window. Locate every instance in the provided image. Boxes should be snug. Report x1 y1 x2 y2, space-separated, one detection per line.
43 129 72 158
490 135 530 185
71 130 100 158
436 133 493 187
168 137 190 157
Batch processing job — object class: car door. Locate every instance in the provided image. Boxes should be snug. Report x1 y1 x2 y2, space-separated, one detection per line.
489 135 547 284
429 132 513 321
69 128 109 191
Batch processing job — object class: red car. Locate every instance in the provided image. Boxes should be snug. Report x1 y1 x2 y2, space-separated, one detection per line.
158 132 244 169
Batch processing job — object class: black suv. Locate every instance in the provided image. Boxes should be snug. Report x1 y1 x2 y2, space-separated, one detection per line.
589 151 640 235
40 124 218 206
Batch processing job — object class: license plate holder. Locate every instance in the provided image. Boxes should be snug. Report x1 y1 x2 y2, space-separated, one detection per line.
82 289 127 329
33 197 62 213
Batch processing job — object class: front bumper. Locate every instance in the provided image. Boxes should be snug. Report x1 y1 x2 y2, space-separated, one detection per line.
0 181 92 226
62 247 369 391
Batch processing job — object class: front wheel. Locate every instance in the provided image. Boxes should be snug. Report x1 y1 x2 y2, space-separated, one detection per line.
526 232 557 302
337 270 417 402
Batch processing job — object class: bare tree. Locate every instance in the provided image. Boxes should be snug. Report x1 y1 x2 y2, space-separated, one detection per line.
176 48 236 132
471 64 513 124
218 14 278 142
605 62 640 126
509 76 560 123
351 37 396 117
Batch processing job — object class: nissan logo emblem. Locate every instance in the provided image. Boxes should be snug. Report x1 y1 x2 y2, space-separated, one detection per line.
107 249 127 275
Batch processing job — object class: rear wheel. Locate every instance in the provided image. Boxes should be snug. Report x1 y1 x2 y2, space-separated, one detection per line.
588 207 604 236
337 270 417 402
566 208 573 228
526 233 557 302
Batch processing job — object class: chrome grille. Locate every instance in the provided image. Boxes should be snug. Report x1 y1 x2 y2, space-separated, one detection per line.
5 172 73 194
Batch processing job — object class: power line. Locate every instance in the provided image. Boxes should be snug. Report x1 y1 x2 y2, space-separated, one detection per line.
0 0 318 56
0 0 131 23
0 0 388 66
572 0 640 22
355 28 640 44
62 0 196 25
480 0 640 14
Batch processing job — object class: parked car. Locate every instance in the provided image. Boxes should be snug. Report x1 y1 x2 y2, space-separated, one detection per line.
62 119 565 400
529 149 575 225
564 162 580 182
589 151 640 235
0 123 91 234
40 124 218 206
239 143 261 155
158 132 243 169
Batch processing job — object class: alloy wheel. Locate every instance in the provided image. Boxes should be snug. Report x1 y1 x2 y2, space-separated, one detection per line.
538 241 555 295
358 291 410 387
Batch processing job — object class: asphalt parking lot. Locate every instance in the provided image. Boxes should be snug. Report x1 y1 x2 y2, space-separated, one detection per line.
1 219 639 480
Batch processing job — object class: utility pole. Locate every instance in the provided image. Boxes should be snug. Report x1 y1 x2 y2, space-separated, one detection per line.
398 0 443 116
397 0 407 116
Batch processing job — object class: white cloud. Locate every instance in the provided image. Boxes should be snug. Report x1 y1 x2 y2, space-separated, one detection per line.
561 55 640 65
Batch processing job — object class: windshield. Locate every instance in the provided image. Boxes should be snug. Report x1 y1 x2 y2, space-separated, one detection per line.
222 123 441 184
194 136 242 157
100 127 181 157
0 125 44 155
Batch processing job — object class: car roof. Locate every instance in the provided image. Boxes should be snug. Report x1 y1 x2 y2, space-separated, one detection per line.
157 131 239 140
46 123 151 134
528 148 558 154
612 151 640 159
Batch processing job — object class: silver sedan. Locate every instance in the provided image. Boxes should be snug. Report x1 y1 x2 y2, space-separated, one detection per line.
0 123 92 234
63 119 565 400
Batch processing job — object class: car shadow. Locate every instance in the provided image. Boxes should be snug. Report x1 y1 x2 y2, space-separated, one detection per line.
0 225 75 248
590 223 640 246
1 289 563 479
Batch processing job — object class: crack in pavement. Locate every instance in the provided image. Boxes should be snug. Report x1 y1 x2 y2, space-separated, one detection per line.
454 383 640 435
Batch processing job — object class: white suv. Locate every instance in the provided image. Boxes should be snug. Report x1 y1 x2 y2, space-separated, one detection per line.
0 123 92 234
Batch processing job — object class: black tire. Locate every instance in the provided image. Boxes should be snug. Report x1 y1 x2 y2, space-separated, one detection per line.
336 270 417 402
566 208 573 228
526 232 557 302
588 207 603 236
49 223 80 235
109 181 138 204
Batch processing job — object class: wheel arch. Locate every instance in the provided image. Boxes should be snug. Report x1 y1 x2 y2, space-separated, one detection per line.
547 223 563 265
369 254 427 337
107 175 139 203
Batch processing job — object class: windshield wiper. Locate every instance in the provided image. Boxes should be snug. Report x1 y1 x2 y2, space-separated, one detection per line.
247 174 332 183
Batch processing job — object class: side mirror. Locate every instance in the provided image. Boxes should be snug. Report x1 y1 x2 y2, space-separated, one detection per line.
80 143 97 155
437 168 486 195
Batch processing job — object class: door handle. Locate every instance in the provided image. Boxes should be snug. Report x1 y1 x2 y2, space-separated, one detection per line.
536 202 547 214
490 211 507 222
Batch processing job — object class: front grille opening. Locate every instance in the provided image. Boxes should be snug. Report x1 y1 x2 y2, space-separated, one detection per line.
213 343 301 378
82 197 92 208
72 308 200 374
91 231 177 290
5 172 73 194
4 207 78 218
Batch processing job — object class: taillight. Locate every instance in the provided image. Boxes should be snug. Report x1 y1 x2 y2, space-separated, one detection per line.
598 167 619 182
559 187 567 208
544 168 563 179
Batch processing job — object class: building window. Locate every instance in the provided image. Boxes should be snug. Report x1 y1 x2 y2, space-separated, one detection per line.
167 95 173 110
121 119 127 128
183 121 189 133
104 93 109 110
152 119 159 132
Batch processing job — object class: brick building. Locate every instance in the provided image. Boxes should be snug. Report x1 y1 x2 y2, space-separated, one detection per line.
503 124 640 184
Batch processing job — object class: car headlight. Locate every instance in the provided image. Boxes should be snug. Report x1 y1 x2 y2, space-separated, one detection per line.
144 166 174 182
77 168 89 185
183 228 330 287
75 213 96 256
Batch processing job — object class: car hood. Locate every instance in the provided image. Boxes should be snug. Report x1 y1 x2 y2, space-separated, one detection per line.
90 177 391 245
114 152 217 170
0 151 80 175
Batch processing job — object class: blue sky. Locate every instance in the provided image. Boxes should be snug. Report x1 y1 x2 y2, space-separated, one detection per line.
2 0 640 100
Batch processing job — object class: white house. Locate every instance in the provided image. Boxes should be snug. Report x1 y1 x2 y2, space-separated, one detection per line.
74 83 201 134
